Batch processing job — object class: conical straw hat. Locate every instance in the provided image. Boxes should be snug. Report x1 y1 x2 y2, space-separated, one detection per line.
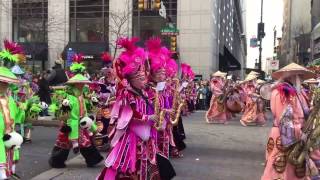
244 74 257 82
211 71 227 78
304 78 319 84
256 79 266 84
272 63 315 80
248 71 260 76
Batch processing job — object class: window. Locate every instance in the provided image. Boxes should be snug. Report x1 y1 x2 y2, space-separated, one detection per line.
70 0 109 42
13 0 48 42
132 0 177 45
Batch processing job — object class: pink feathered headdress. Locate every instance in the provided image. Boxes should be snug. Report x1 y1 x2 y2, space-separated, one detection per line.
145 37 167 72
116 37 146 77
181 63 195 80
166 59 178 77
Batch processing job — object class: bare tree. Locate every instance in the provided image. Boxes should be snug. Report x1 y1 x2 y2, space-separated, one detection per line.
108 0 132 60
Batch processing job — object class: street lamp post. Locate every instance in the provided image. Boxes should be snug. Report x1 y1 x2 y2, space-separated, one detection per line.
258 0 265 72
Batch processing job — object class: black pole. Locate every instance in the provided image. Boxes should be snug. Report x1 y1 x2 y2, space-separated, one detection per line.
258 0 263 72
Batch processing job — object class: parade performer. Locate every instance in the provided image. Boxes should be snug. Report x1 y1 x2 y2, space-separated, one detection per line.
261 63 314 180
49 53 103 168
97 37 175 180
240 73 266 126
180 63 195 116
91 51 116 151
0 40 25 179
206 70 230 124
165 58 186 158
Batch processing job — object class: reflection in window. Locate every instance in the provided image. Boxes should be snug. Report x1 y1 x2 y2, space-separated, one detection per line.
70 0 109 42
13 0 48 42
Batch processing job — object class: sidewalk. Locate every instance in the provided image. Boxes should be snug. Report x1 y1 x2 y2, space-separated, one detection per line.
32 116 60 127
31 154 106 180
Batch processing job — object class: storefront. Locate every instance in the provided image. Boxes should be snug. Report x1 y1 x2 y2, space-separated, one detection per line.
132 0 177 46
66 0 109 72
12 0 48 72
219 46 241 72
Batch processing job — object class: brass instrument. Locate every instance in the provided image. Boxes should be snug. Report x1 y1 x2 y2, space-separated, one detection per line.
170 78 185 126
288 87 320 166
153 87 166 131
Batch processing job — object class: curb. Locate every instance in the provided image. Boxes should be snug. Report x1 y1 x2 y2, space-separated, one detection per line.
32 120 60 127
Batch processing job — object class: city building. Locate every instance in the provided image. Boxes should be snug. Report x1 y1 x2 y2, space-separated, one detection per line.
310 0 320 62
280 0 311 67
0 0 246 79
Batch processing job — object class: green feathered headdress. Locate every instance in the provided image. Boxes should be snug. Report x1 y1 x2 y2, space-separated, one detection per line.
70 53 86 74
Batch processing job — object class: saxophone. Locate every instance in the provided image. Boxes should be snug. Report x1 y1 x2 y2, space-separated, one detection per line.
288 87 320 166
170 78 185 126
153 87 166 131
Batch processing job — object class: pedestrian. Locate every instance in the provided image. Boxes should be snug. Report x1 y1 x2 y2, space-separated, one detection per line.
197 84 207 110
46 56 68 86
204 81 211 110
38 71 51 116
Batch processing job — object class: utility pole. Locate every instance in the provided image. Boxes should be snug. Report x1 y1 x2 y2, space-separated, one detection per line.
257 0 265 72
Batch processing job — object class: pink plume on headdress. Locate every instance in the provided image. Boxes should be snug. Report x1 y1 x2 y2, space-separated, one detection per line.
145 37 162 53
116 37 146 77
101 51 112 63
146 37 167 72
116 37 139 53
4 40 23 54
166 59 178 77
72 53 84 63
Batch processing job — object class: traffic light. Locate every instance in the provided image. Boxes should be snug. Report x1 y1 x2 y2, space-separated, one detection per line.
138 0 145 11
154 0 161 10
257 22 265 40
171 36 177 52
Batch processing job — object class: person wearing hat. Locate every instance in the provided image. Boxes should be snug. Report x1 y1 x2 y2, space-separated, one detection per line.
261 63 315 180
97 37 176 180
49 53 103 168
0 40 25 179
240 73 266 126
46 56 68 86
206 70 230 124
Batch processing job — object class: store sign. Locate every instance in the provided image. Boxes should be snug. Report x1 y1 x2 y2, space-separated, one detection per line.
82 55 94 60
161 24 179 36
269 60 279 70
66 48 74 67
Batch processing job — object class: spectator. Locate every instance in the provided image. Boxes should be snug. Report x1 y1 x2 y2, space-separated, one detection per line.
38 71 51 116
205 81 212 109
46 57 68 86
197 84 207 110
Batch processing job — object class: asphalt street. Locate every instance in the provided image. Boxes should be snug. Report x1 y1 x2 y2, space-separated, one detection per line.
29 111 272 180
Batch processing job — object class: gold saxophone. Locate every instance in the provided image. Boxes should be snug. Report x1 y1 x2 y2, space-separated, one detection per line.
170 78 185 126
153 87 166 131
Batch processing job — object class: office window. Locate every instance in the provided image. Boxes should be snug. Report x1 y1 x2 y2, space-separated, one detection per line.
13 0 48 42
70 0 109 42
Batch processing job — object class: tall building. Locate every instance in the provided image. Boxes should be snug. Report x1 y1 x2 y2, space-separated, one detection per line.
280 0 311 67
310 0 320 61
0 0 246 79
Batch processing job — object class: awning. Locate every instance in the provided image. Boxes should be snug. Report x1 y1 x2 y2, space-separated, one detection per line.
219 46 241 71
19 42 48 61
62 42 108 61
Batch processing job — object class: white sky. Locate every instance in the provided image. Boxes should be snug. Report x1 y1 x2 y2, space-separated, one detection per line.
246 0 283 70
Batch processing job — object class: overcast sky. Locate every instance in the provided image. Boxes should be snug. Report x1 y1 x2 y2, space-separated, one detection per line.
246 0 283 70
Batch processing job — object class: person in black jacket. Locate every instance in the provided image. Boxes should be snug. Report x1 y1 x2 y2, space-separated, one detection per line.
47 58 68 86
38 71 51 116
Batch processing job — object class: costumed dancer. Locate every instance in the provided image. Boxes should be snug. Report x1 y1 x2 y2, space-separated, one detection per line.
0 40 25 179
240 72 266 126
180 63 195 116
261 63 314 180
165 58 186 158
48 53 103 168
91 51 116 151
97 37 175 180
206 71 230 124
